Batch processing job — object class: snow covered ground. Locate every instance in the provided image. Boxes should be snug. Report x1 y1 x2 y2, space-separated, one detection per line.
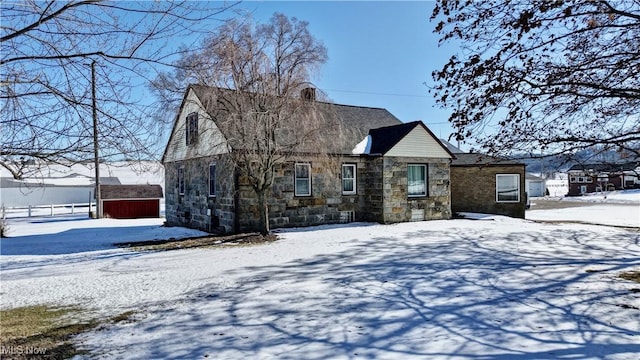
536 189 640 204
1 206 639 359
527 189 640 227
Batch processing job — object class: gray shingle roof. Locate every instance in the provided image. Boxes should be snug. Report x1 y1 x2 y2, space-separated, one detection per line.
188 85 402 154
100 185 163 200
451 153 524 166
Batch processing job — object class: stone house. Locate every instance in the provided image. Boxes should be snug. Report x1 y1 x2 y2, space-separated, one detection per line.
162 85 454 233
440 140 527 218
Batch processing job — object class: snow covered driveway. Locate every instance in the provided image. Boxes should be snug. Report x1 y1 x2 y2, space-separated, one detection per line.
1 215 639 359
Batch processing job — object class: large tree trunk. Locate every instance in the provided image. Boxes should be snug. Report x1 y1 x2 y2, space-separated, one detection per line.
257 190 270 235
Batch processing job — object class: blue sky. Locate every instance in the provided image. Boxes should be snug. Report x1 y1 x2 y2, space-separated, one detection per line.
232 1 460 141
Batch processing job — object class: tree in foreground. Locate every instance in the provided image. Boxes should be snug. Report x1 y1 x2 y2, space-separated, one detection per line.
155 13 341 234
1 0 234 179
430 0 640 161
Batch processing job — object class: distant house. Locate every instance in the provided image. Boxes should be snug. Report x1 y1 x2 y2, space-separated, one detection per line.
162 85 454 233
567 162 640 196
100 185 163 219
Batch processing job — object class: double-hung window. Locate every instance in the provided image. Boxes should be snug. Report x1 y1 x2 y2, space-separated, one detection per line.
186 112 198 145
408 164 427 197
208 163 216 197
496 174 520 202
295 163 311 196
342 164 356 195
178 167 185 195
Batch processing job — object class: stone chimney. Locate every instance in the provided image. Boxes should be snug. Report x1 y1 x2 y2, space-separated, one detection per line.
301 87 316 101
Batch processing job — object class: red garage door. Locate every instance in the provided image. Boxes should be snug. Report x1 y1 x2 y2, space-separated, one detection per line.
103 199 159 219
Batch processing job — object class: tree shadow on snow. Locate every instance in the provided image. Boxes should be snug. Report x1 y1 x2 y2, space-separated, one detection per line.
95 225 640 359
0 225 160 255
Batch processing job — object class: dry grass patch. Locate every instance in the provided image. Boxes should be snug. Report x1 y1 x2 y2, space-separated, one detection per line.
0 305 134 359
115 232 278 251
619 270 640 283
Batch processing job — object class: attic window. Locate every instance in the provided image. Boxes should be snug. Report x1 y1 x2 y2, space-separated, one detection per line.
186 112 198 145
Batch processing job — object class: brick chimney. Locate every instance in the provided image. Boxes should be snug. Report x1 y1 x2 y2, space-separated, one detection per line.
301 87 316 101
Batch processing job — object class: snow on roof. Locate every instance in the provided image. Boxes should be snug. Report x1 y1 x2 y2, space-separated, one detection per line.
351 135 372 155
0 161 163 187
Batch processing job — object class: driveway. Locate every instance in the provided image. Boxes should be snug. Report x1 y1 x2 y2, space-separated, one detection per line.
529 198 605 210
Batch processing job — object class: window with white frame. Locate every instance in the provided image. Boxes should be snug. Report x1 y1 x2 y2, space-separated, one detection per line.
185 112 198 145
408 164 427 197
496 174 520 202
295 163 311 196
342 164 356 195
208 163 216 197
178 166 185 195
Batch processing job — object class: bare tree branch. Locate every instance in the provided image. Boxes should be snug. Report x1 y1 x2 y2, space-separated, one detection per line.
430 0 640 161
1 0 235 179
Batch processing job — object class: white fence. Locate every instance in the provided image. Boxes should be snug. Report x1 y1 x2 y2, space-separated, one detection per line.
3 202 96 219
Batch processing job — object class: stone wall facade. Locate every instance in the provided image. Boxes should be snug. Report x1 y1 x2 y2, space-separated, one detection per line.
165 155 453 233
236 156 369 231
381 157 451 223
450 164 526 218
165 156 236 233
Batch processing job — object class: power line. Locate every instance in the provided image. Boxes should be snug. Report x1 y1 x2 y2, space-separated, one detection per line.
323 88 429 98
323 87 452 125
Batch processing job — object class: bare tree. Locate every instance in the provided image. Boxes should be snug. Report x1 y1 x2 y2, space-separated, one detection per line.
1 0 235 179
430 0 640 160
157 13 339 234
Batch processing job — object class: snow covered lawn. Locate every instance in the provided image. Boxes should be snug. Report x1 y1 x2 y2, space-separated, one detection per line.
526 189 640 227
1 210 639 359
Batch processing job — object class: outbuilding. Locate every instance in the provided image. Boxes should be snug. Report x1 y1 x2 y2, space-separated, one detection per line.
99 184 163 219
526 174 546 197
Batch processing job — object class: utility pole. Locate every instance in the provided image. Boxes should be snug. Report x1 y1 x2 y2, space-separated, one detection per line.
92 60 101 219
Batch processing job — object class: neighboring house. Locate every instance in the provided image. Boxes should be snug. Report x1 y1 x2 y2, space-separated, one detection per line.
567 162 640 196
100 185 163 219
442 139 526 218
546 177 569 197
162 85 455 233
526 174 546 197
